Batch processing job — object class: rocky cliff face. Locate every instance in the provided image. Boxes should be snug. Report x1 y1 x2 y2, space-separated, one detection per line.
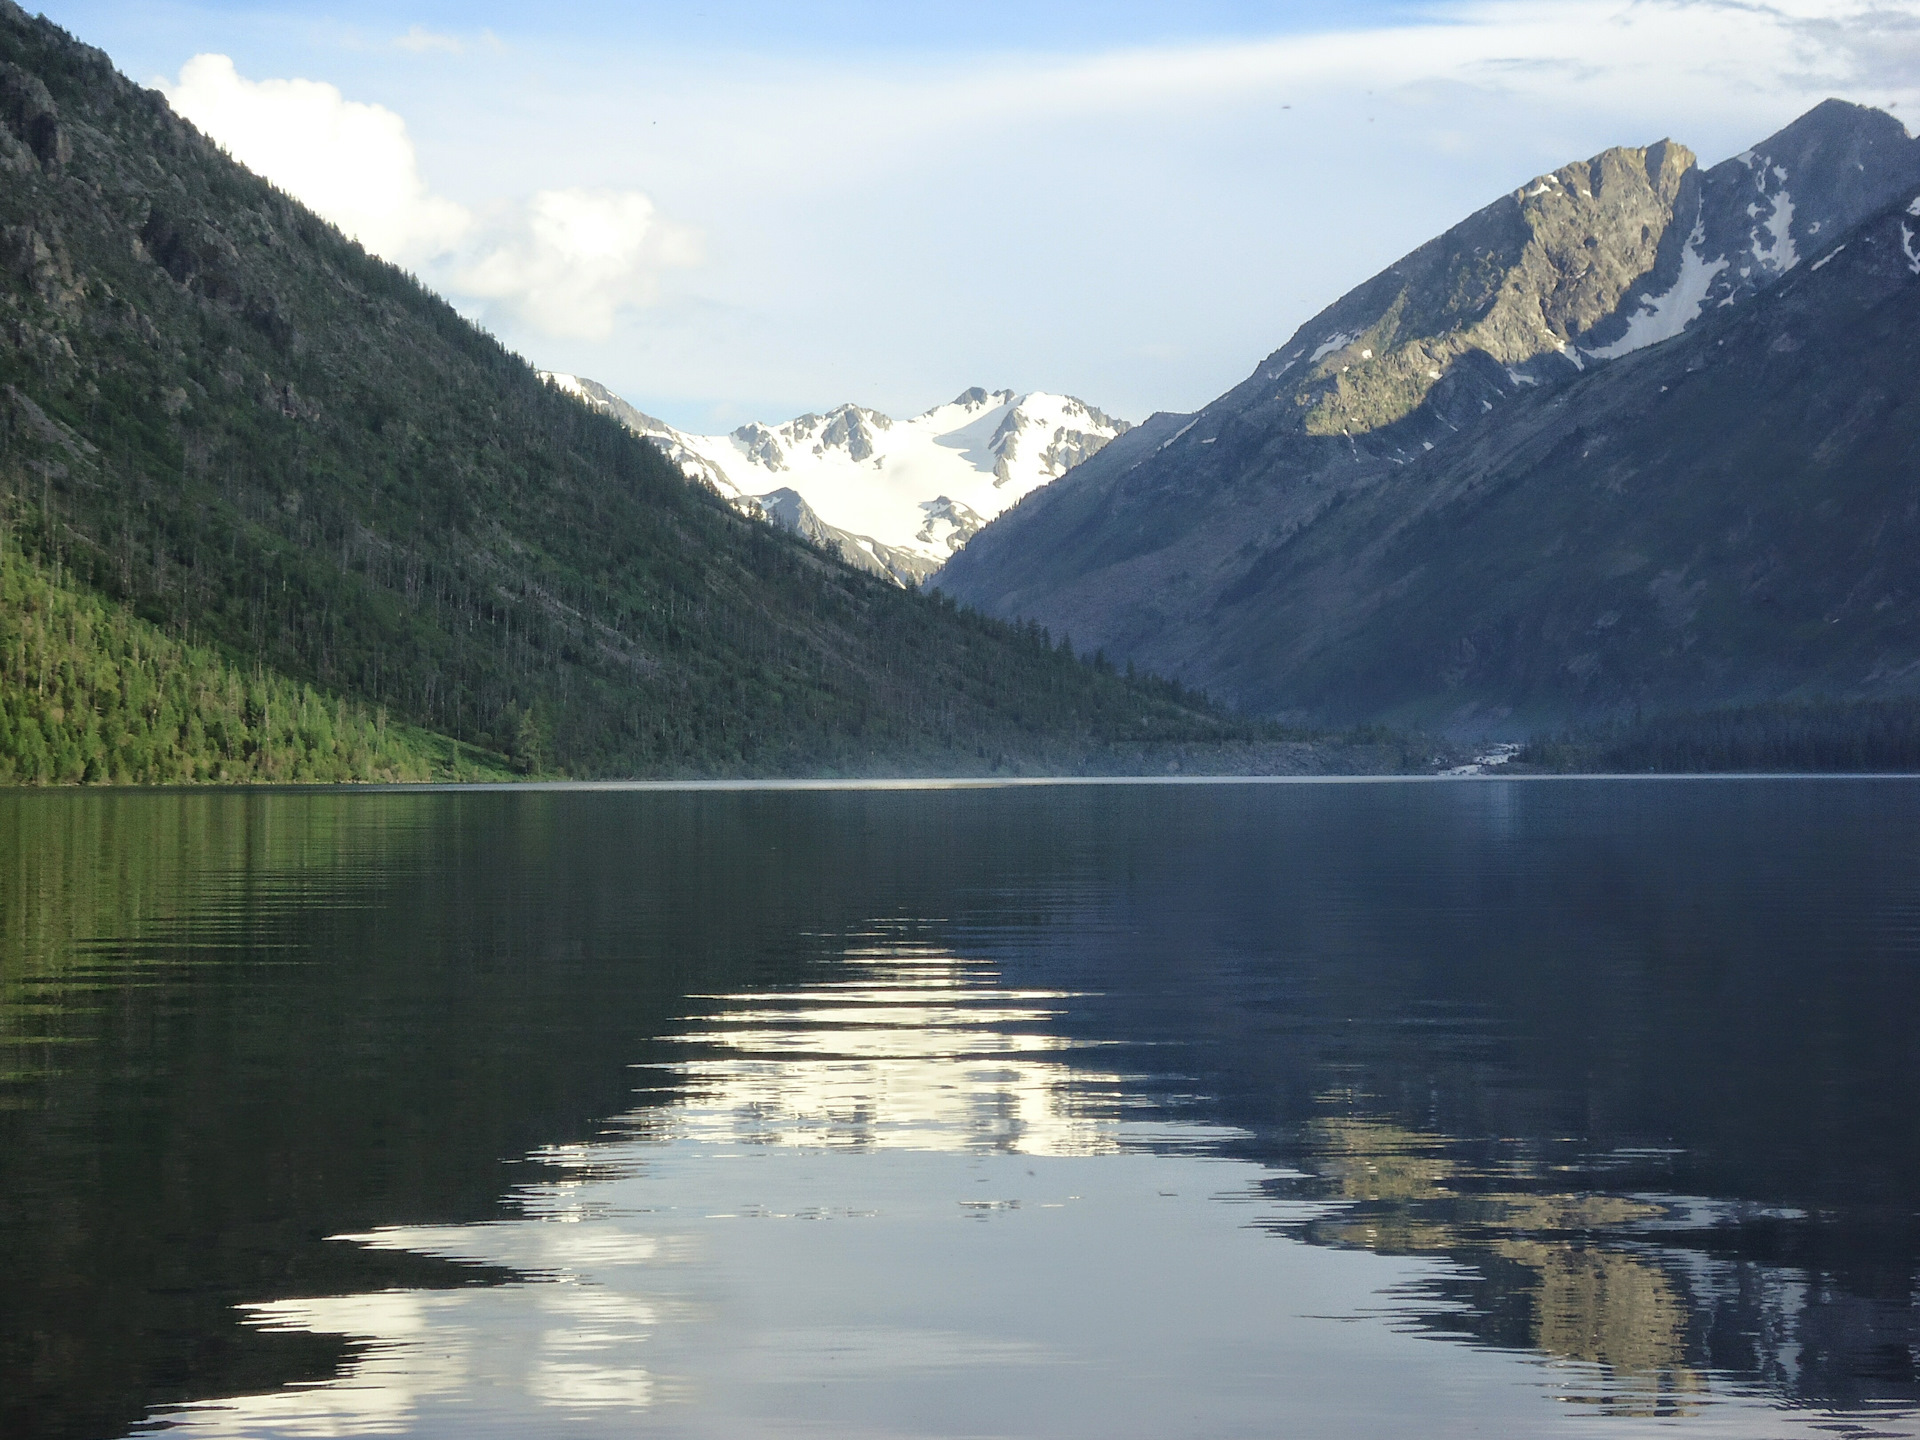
1265 138 1693 441
936 101 1920 730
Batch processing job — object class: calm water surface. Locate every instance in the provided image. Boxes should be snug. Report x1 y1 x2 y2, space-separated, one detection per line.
2 780 1918 1438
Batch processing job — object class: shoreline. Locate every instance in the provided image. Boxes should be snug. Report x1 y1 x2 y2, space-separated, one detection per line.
6 770 1920 796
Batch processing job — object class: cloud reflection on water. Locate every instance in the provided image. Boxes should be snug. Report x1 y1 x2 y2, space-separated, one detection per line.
648 950 1126 1157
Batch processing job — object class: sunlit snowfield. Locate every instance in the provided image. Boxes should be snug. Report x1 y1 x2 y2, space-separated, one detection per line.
4 780 1918 1439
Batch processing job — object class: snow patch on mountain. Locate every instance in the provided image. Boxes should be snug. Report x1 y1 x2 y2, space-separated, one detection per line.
1586 219 1730 360
1754 185 1798 274
1308 330 1358 364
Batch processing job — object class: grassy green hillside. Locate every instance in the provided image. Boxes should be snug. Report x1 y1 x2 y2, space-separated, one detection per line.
0 3 1241 781
0 524 509 782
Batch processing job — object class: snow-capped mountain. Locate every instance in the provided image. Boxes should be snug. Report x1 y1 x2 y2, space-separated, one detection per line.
542 375 1129 587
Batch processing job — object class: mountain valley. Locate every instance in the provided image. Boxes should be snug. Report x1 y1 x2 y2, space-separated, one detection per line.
0 1 1248 781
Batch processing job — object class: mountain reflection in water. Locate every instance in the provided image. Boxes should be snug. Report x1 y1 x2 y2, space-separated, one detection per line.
0 782 1916 1438
1286 1116 1707 1414
152 951 1914 1437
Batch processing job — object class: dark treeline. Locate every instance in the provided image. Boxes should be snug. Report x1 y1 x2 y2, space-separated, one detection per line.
1521 699 1920 773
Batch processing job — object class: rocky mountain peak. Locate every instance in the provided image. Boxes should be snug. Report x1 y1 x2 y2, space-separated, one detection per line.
986 394 1132 485
818 404 888 461
1507 141 1697 341
1184 101 1920 452
1583 100 1920 359
949 386 1016 412
755 485 824 537
917 495 986 551
1254 139 1697 439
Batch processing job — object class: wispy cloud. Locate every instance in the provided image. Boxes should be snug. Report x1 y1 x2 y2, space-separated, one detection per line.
391 24 505 57
392 24 465 56
672 0 1919 148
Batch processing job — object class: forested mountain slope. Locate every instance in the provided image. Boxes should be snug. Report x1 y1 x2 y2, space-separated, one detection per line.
0 3 1231 778
938 102 1920 732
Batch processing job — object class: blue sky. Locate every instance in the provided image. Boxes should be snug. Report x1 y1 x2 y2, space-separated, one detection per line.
49 2 1438 58
37 1 1920 430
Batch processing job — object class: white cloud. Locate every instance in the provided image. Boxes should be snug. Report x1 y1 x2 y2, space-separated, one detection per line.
161 53 470 261
668 0 1919 159
453 190 701 341
158 55 693 340
497 0 1920 423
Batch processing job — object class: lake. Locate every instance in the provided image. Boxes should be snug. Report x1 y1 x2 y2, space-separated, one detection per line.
3 779 1918 1439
